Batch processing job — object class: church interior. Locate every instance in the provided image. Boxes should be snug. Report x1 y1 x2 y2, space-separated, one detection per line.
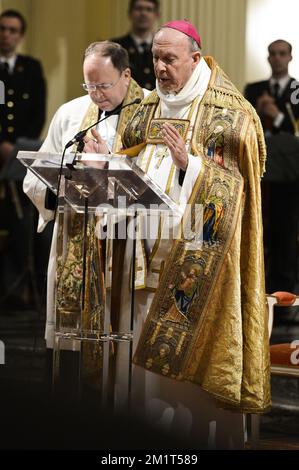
0 0 298 453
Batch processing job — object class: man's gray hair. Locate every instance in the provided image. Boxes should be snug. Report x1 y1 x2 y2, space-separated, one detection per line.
84 41 130 72
188 36 201 53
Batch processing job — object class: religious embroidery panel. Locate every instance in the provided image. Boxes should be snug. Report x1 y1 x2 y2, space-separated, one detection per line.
123 104 156 149
146 118 190 144
55 213 105 334
134 104 248 380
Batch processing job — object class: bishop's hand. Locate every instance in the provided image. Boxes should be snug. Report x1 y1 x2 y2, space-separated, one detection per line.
162 123 188 170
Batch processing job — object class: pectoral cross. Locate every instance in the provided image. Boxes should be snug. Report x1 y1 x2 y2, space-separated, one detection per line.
154 146 169 169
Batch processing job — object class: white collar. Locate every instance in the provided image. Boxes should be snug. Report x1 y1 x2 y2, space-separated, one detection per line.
131 33 153 46
269 75 290 93
156 57 211 115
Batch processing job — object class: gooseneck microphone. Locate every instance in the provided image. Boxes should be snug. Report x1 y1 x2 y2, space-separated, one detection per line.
65 98 142 149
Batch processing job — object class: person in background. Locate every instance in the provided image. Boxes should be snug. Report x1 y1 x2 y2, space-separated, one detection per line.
245 40 299 298
245 40 298 135
0 9 46 165
112 0 159 90
0 9 46 308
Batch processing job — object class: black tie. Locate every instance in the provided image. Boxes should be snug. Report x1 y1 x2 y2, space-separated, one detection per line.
105 102 123 118
140 41 148 56
0 61 9 72
97 104 122 121
273 81 280 100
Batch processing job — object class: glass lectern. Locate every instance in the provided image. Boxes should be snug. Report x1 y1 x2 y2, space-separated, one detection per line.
18 151 179 409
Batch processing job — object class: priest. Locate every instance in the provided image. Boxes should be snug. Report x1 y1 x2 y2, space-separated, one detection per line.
23 41 148 348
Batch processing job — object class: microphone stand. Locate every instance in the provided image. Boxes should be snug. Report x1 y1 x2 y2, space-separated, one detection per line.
54 145 68 222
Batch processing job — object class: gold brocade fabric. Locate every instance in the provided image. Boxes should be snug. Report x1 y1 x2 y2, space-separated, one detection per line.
146 118 190 144
56 214 105 327
124 57 270 413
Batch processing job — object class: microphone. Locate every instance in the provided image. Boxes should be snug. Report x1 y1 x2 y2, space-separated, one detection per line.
65 98 142 149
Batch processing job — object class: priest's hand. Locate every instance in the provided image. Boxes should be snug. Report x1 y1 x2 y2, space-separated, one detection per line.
162 123 188 170
256 92 279 119
83 128 110 155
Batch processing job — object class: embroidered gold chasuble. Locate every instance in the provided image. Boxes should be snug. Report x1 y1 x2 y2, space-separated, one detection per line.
123 57 270 413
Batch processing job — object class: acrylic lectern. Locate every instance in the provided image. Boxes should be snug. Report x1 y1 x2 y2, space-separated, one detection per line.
18 151 179 410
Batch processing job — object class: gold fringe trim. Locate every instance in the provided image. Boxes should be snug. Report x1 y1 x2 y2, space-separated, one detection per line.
203 56 267 176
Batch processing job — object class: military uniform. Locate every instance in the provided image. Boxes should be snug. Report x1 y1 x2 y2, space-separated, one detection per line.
0 54 46 307
244 77 299 135
112 34 155 90
0 54 46 144
245 77 299 293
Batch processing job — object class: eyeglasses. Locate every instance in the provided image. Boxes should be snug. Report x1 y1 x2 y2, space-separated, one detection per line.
0 25 21 34
82 73 122 92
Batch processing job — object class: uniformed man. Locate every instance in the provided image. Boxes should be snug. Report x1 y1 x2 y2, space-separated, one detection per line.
245 40 299 298
0 9 46 308
0 9 46 165
112 0 159 91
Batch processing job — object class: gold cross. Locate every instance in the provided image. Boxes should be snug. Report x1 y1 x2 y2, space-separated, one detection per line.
154 146 169 169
